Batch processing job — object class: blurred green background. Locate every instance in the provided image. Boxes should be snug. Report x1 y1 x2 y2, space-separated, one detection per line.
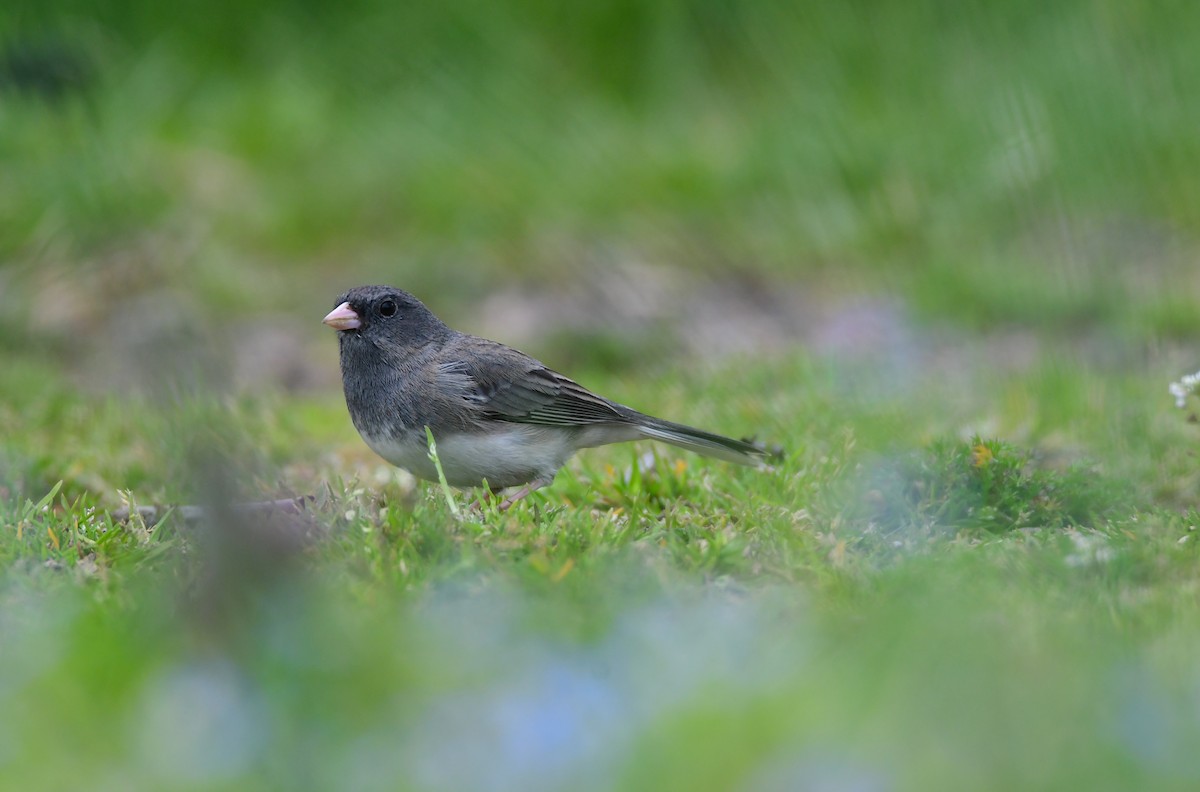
3 1 1200 790
6 0 1200 343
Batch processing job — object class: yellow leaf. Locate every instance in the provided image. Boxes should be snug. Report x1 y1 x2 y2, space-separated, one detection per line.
971 444 993 468
551 558 575 582
829 539 847 568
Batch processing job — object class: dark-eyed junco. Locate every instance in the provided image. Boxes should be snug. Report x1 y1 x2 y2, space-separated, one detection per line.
324 285 772 509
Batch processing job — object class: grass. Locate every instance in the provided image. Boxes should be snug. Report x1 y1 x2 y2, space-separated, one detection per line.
4 1 1200 789
3 345 1199 789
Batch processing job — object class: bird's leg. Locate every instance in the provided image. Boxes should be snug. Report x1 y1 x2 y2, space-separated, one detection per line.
497 477 551 512
468 485 506 513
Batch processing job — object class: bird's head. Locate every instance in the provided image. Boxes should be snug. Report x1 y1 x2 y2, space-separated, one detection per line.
323 285 448 352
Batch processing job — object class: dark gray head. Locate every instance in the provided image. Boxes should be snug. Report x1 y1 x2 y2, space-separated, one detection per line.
323 285 452 355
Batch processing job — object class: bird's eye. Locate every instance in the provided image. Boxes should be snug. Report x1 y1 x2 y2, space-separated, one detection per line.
378 299 398 318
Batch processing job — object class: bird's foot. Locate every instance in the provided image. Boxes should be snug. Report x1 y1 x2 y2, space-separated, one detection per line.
467 486 504 513
467 479 551 513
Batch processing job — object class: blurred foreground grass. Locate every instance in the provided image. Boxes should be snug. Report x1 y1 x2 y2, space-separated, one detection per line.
4 345 1200 790
4 1 1200 790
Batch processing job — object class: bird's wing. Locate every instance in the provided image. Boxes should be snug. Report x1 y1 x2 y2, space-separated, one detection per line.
437 341 629 427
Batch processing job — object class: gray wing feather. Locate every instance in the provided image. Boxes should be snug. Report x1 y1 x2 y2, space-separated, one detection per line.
443 341 629 427
436 338 771 466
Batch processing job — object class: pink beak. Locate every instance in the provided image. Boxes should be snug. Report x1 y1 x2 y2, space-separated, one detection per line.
323 302 361 331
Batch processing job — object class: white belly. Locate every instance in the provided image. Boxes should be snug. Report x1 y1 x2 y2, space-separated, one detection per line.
360 424 580 489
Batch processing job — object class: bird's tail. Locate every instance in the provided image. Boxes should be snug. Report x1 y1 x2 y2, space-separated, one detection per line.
634 415 774 467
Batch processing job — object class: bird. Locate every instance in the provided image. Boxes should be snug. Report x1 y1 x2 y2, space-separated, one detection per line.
323 285 772 510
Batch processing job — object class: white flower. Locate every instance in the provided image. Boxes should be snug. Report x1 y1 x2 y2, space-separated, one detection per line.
1169 370 1200 408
